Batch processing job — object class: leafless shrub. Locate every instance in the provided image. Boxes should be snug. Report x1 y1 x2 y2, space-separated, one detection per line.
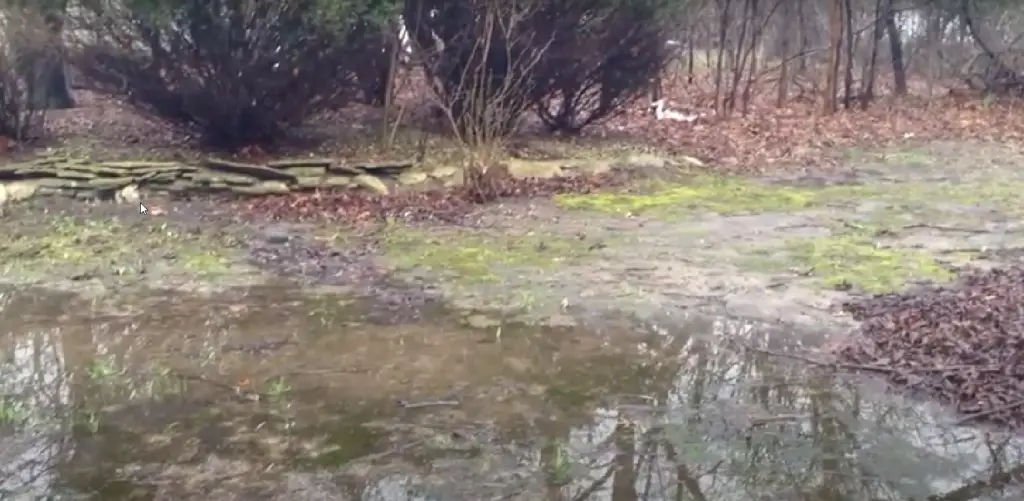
410 0 551 201
531 0 673 133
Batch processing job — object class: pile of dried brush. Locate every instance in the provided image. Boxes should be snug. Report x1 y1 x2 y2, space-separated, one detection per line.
831 265 1024 428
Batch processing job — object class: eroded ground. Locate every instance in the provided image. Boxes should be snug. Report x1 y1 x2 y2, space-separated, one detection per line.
0 197 268 292
363 140 1024 331
1 286 1020 501
3 140 1022 333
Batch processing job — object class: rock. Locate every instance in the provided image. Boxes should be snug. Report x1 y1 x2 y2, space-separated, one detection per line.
398 171 429 185
13 167 52 178
328 164 368 175
55 169 96 180
356 159 415 172
231 180 291 195
3 180 38 202
89 177 136 189
430 166 459 178
294 177 325 189
679 155 706 167
267 158 333 169
505 159 564 179
100 160 181 170
39 178 82 188
278 166 326 178
189 172 257 186
116 184 140 203
203 158 297 182
0 164 25 179
353 174 389 195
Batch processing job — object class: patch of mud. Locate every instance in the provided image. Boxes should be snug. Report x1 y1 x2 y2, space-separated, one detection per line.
365 141 1024 332
0 196 439 317
246 224 441 322
0 195 266 292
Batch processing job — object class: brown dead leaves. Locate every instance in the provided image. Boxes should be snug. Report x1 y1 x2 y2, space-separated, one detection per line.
834 266 1024 429
235 169 627 224
601 77 1024 175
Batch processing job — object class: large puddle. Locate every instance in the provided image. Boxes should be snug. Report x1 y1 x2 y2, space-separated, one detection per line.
0 287 1021 501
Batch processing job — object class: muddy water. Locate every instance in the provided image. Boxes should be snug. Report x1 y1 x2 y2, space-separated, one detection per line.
0 287 1020 501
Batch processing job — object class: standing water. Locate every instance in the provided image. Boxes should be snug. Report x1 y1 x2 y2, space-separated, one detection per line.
0 286 1021 500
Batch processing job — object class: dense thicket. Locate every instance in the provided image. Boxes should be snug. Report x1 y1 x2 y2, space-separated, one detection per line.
64 0 396 149
34 0 674 149
402 0 675 137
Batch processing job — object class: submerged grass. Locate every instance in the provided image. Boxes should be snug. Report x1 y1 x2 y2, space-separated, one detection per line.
0 216 245 281
378 226 593 283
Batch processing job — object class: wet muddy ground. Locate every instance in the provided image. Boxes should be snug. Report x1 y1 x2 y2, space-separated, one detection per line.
4 139 1024 499
369 140 1024 330
2 285 1022 501
6 140 1024 332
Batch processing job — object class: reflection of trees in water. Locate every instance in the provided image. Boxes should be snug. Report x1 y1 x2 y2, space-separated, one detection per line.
5 291 1024 501
0 288 146 499
538 315 1024 501
0 326 74 497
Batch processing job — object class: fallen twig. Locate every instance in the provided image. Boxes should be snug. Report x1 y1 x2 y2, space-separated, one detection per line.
730 339 999 376
902 223 988 234
955 399 1024 426
396 398 460 409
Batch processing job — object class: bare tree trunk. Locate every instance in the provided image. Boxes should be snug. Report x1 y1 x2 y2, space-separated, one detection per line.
822 0 842 113
797 0 808 72
741 0 776 114
687 28 696 84
883 0 907 95
726 0 753 114
713 0 733 113
859 0 884 108
841 0 855 108
924 8 942 97
776 0 792 106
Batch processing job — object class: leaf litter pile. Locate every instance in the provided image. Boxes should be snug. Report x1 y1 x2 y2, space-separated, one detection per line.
235 169 628 223
831 265 1024 428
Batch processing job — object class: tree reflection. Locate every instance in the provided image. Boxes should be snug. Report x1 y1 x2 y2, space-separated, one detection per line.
548 315 1024 501
0 325 73 498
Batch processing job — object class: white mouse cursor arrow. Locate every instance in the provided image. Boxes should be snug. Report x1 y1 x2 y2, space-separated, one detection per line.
139 203 148 215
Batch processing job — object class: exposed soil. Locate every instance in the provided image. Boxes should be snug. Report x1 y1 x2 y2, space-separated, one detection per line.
344 140 1024 331
0 194 439 321
6 140 1024 334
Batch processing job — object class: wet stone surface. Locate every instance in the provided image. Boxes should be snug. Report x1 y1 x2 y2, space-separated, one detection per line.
1 286 1022 500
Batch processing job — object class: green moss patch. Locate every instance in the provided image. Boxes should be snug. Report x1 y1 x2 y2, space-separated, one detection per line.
378 227 592 283
555 167 1024 220
555 176 874 216
744 235 955 293
1 216 241 281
